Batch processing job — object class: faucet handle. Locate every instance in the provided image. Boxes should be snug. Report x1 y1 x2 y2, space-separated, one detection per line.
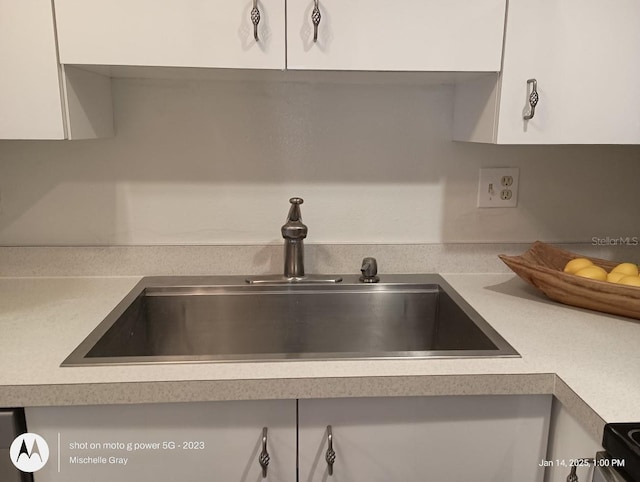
286 197 304 222
360 257 380 283
282 197 308 240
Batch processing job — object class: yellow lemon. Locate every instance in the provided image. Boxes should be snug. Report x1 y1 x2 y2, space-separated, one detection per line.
611 262 639 277
564 258 593 274
617 276 640 287
574 266 607 281
607 272 627 283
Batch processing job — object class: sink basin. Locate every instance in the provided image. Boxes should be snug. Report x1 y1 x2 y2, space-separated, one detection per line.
62 274 518 366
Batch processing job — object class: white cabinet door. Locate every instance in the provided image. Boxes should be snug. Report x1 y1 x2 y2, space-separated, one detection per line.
544 399 602 482
26 400 296 482
454 0 640 144
496 0 640 144
54 0 286 70
0 0 113 140
298 395 551 482
0 0 65 139
286 0 506 71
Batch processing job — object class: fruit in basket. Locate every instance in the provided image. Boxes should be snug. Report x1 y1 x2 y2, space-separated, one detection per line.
563 258 640 285
617 276 640 287
564 258 594 274
607 271 627 283
499 242 640 320
611 262 639 277
574 265 608 281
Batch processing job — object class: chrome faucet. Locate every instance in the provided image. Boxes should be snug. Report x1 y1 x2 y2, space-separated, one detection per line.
281 197 307 278
246 197 342 284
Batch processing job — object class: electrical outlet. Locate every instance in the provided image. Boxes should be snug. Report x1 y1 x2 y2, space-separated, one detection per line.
477 168 519 208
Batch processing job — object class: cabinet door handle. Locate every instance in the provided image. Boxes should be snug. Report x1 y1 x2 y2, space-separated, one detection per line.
259 427 270 477
523 78 539 120
566 458 594 482
325 425 336 476
312 0 322 42
251 0 261 41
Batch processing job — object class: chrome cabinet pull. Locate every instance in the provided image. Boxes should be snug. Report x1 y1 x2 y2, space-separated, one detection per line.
566 458 594 482
325 425 336 476
566 465 578 482
312 0 321 42
524 78 539 120
259 427 270 478
251 0 261 41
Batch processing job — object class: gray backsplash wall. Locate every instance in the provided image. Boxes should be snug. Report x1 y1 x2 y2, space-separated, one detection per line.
0 74 639 246
2 243 640 277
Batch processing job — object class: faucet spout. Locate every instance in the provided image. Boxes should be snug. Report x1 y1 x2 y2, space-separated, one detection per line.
281 197 307 278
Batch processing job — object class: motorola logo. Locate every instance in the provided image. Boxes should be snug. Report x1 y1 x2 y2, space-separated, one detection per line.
9 433 50 472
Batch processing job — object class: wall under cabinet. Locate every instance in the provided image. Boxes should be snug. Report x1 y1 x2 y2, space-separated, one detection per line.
0 74 638 246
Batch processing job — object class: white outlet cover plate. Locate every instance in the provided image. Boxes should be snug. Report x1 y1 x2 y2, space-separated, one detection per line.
477 167 519 208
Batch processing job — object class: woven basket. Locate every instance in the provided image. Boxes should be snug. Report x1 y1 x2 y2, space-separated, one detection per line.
499 241 640 320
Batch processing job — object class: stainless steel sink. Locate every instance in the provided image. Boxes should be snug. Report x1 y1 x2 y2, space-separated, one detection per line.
62 274 518 366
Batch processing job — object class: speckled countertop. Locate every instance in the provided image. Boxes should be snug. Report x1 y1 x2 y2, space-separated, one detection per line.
0 271 639 441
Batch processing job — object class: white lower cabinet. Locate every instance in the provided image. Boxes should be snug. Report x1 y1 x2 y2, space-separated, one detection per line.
299 395 552 482
544 399 603 482
26 400 297 482
26 395 552 481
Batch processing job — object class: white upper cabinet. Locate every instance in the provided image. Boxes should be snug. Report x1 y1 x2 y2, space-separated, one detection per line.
0 0 64 139
54 0 287 69
53 0 506 72
0 0 112 140
454 0 640 144
286 0 507 71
